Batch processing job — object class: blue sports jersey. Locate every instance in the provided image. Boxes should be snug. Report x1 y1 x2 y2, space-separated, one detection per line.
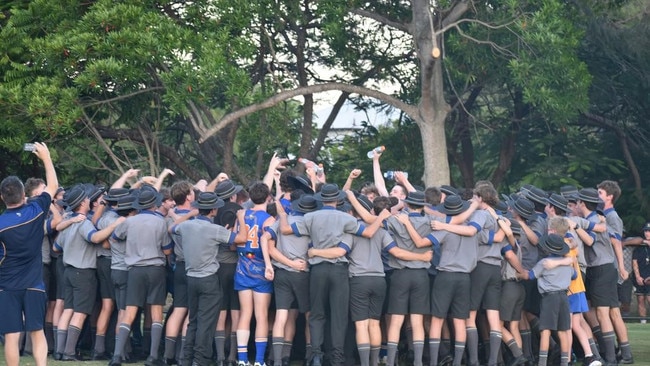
235 209 273 292
0 192 51 290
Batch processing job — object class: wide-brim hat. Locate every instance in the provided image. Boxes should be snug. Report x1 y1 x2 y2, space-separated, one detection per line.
547 193 568 213
287 175 314 194
578 188 602 204
214 179 243 200
436 195 470 216
512 197 535 220
336 200 352 212
539 234 569 256
291 194 320 213
495 200 509 213
403 191 426 207
103 188 131 203
115 194 137 211
643 222 650 232
314 183 345 202
560 185 579 201
133 190 163 210
440 185 458 196
351 193 374 212
526 187 548 205
62 185 88 211
192 192 225 210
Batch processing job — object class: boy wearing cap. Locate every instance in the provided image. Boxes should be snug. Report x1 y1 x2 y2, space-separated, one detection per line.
0 143 58 366
52 185 124 361
108 189 173 366
264 193 315 366
170 192 247 366
519 234 575 366
276 183 386 366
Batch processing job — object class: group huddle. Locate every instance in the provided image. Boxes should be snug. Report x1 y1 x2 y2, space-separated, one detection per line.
0 145 640 366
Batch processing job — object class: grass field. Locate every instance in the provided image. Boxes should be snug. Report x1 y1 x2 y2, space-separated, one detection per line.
3 323 650 365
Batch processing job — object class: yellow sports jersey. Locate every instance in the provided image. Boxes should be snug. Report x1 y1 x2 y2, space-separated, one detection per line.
567 246 586 294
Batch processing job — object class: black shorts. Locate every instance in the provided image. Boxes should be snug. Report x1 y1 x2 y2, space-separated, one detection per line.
387 268 430 315
522 279 541 315
273 268 310 312
112 269 129 310
430 271 471 319
126 266 167 307
0 289 47 334
617 277 633 303
55 256 66 300
539 291 571 331
350 276 386 322
499 280 525 322
63 267 97 315
469 262 502 311
173 261 188 307
217 263 240 311
43 262 56 302
97 256 115 300
585 263 619 308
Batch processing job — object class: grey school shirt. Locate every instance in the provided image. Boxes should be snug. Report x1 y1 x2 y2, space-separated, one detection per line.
291 206 364 265
583 211 616 267
112 210 172 268
109 232 128 271
267 214 310 272
519 214 546 270
170 208 193 262
41 218 54 265
385 213 433 270
567 216 595 270
96 209 119 257
531 257 574 293
171 216 235 278
431 216 478 274
54 215 99 269
473 210 504 266
348 226 394 277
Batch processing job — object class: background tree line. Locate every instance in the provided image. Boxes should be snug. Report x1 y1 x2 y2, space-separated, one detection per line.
0 0 648 231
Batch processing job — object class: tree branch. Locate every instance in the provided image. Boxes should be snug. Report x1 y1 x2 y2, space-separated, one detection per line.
80 86 165 108
350 8 410 33
199 83 418 143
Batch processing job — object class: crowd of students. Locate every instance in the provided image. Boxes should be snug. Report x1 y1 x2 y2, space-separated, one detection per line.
0 145 646 366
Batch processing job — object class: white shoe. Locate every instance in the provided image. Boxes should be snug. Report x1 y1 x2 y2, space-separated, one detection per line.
253 363 266 366
237 362 249 366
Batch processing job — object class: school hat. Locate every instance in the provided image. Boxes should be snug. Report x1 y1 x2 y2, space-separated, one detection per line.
287 175 314 194
560 185 579 201
512 197 535 220
495 200 509 214
214 179 243 200
355 194 373 212
291 194 320 213
103 188 131 203
337 200 352 212
83 183 106 203
538 233 569 256
525 186 548 205
115 194 137 211
547 193 568 213
437 195 470 216
133 190 163 210
192 192 225 210
402 191 426 207
314 183 345 202
510 219 522 236
62 185 88 211
643 223 650 232
440 185 458 196
578 188 602 204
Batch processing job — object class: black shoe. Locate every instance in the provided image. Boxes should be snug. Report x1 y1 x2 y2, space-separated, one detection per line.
92 351 111 360
311 354 322 366
582 355 603 366
620 357 634 365
439 354 453 366
166 357 179 365
281 357 291 366
61 353 83 361
509 355 528 366
109 355 123 366
145 355 167 366
53 352 63 361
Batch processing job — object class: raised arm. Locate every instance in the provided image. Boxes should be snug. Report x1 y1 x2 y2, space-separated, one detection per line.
206 172 230 192
32 142 58 198
372 152 389 197
263 153 287 189
154 168 175 191
342 169 362 192
111 168 140 189
346 190 376 224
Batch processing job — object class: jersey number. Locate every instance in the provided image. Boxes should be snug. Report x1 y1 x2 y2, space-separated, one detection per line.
237 224 259 248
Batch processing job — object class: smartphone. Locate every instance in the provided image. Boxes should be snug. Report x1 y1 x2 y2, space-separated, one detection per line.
23 143 36 152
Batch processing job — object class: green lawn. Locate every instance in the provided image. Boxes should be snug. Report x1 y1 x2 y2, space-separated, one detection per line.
3 323 650 365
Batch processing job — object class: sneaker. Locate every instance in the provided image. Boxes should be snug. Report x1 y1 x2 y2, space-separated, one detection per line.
237 362 249 366
583 355 603 366
620 357 634 364
509 354 528 366
145 356 166 366
253 363 267 366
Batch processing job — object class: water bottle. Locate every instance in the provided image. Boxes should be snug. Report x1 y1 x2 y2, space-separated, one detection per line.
383 171 408 180
298 158 324 175
367 146 385 158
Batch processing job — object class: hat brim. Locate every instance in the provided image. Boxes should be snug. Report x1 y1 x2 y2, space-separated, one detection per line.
191 200 225 210
437 200 470 216
133 193 163 210
287 176 314 194
314 190 345 202
402 198 426 207
290 199 320 214
539 239 569 256
216 184 243 200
